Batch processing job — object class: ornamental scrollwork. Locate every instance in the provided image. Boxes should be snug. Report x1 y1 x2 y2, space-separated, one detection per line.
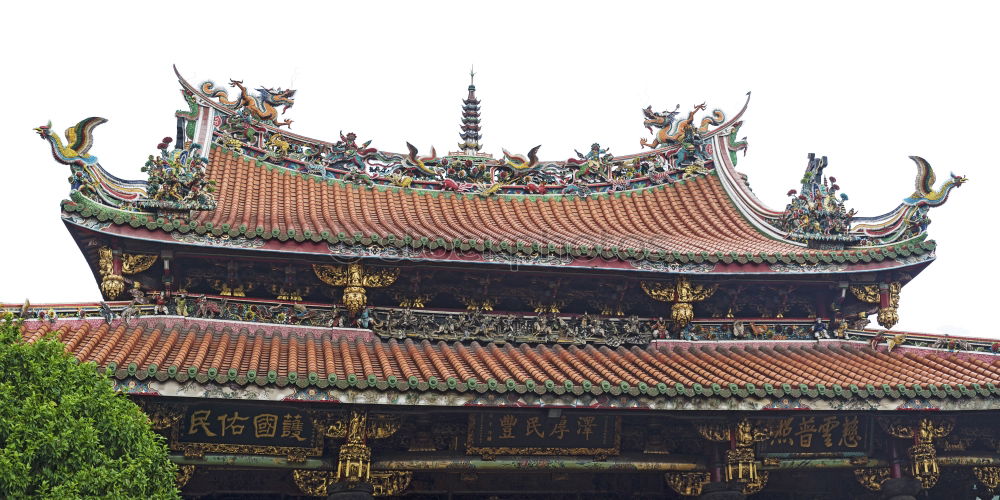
367 414 401 440
371 471 413 497
664 472 710 496
641 277 717 330
176 465 196 489
974 466 1000 489
137 401 184 430
313 263 400 315
97 247 125 300
741 471 769 495
121 253 158 274
695 422 731 442
292 470 332 496
850 282 902 329
850 285 880 304
854 467 890 492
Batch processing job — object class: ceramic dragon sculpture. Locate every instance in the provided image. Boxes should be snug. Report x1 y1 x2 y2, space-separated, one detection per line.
201 79 296 127
902 156 967 207
640 103 726 149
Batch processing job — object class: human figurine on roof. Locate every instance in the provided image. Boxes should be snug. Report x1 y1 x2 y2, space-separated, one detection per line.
174 293 188 317
356 307 380 329
811 318 830 339
651 317 669 339
152 292 168 315
675 125 709 168
571 143 612 181
680 323 703 341
831 313 849 339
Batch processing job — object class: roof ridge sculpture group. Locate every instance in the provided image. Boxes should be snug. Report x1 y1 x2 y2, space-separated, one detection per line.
34 68 965 252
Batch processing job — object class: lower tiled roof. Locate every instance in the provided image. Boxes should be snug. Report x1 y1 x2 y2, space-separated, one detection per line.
20 317 1000 399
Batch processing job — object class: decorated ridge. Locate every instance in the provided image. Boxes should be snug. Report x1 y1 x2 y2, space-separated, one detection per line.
58 145 939 266
17 317 1000 399
35 69 966 265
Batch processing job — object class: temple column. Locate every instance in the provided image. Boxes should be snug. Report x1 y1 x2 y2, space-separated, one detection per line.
880 443 921 500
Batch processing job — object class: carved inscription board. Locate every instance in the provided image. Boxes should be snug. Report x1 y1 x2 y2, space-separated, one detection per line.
467 412 620 456
172 403 323 457
758 415 872 456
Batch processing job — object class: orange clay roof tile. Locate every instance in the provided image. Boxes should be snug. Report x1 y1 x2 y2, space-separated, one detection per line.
20 319 1000 396
180 148 816 256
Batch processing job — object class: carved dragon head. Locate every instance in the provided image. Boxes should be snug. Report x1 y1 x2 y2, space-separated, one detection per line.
642 104 680 133
259 87 296 114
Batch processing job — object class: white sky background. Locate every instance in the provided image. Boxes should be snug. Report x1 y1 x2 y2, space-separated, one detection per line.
1 1 997 337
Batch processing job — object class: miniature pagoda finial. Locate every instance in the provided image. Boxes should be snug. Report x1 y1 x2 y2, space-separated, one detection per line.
458 68 483 154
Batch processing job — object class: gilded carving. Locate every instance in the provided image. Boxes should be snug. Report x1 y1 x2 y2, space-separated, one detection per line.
850 282 902 329
336 410 372 483
367 414 401 440
98 247 125 299
974 466 1000 489
849 285 880 304
908 443 939 489
664 472 710 496
876 417 952 489
371 471 413 497
139 401 184 430
695 422 730 442
176 465 196 489
122 253 158 274
292 470 332 496
97 247 159 299
641 277 717 329
854 467 890 492
741 471 768 495
314 263 399 314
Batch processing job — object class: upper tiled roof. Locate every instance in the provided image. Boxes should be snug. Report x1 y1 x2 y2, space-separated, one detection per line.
59 146 937 265
21 317 1000 401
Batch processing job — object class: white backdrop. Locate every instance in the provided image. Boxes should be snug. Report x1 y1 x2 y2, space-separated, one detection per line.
2 1 997 337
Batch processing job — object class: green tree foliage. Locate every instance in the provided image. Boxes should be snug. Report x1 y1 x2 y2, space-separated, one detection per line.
0 314 179 499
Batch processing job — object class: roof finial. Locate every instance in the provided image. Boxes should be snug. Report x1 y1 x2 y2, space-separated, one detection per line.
459 68 482 154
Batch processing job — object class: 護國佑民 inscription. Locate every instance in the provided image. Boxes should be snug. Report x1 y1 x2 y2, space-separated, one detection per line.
176 403 318 450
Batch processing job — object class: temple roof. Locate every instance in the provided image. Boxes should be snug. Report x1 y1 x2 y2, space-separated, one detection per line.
18 316 1000 409
59 145 940 272
38 70 963 274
